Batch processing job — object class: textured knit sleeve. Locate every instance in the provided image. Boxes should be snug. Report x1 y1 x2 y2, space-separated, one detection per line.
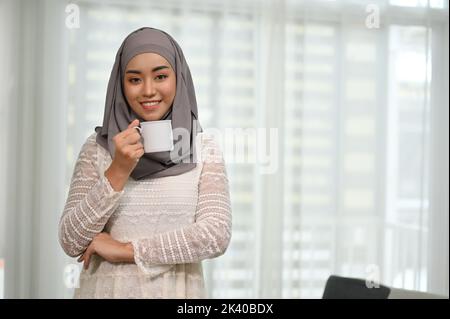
58 134 124 257
132 135 232 269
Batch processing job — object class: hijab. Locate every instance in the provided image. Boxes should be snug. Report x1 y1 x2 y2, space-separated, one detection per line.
95 27 202 180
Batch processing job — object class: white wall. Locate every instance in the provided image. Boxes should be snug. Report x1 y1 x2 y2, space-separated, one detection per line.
1 0 69 298
0 0 22 299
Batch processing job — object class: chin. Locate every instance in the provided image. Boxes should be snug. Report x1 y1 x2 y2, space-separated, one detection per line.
142 114 162 121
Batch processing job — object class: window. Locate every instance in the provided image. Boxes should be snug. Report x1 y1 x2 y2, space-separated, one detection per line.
59 0 448 298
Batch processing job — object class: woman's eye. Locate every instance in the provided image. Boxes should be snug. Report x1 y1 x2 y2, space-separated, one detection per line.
129 78 141 84
155 74 168 80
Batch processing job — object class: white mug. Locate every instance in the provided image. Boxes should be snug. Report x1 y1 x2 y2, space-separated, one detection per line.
134 120 174 153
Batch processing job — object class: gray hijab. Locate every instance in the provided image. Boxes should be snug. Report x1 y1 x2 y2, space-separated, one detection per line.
95 27 202 180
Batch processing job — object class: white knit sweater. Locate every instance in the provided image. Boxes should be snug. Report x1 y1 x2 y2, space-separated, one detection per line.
58 132 232 298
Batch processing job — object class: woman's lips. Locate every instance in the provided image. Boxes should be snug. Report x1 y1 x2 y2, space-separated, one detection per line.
140 100 161 110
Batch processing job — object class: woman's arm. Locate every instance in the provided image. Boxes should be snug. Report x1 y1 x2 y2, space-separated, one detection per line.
78 136 232 271
58 134 124 257
78 232 134 269
131 136 232 270
61 120 145 261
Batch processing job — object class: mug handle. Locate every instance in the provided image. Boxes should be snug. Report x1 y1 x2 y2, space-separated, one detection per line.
133 126 142 134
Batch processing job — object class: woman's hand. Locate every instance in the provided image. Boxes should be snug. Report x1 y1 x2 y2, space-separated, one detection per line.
78 232 134 269
111 119 144 174
104 119 144 191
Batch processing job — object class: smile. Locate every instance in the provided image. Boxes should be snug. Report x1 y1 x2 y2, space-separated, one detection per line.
140 100 161 110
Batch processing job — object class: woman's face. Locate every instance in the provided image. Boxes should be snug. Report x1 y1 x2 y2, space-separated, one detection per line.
123 52 176 121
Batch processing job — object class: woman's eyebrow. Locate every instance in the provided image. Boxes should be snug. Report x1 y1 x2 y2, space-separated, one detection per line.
125 65 169 74
152 65 169 72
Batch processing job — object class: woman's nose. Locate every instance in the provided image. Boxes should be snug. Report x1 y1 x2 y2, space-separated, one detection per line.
143 79 156 96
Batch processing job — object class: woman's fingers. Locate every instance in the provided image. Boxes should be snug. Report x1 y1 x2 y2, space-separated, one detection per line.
118 144 143 161
134 148 145 160
129 142 144 152
121 120 141 141
128 142 145 157
127 119 139 129
110 120 145 170
81 245 94 270
84 250 91 269
123 131 142 145
116 129 141 149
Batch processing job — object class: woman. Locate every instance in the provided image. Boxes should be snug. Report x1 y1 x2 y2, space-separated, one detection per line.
58 27 232 298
